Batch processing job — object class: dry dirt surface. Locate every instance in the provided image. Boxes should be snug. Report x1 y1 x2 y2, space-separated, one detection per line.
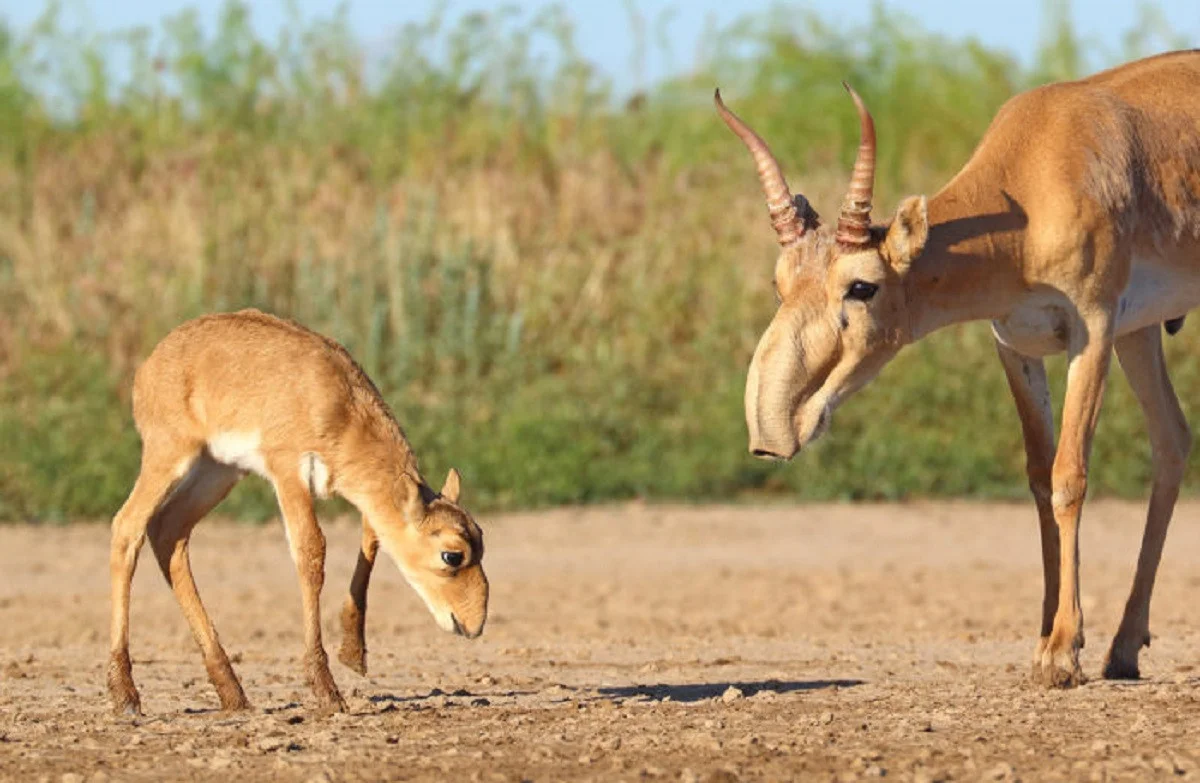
3 501 1200 781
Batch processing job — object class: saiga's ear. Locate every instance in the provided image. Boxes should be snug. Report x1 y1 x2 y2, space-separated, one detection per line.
883 195 928 274
397 473 426 525
441 467 462 504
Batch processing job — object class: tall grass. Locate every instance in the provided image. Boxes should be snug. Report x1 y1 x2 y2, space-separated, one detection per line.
0 1 1193 520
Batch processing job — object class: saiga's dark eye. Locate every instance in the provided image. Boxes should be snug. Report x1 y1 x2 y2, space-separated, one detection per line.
846 281 878 301
441 551 464 568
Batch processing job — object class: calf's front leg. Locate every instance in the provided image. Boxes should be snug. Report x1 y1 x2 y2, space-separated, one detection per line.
339 519 380 676
273 474 346 712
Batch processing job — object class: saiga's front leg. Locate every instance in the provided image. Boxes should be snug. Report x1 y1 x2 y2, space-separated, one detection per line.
994 339 1061 670
1038 315 1115 687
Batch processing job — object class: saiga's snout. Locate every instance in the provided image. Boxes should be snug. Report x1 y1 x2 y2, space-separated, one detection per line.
745 321 803 460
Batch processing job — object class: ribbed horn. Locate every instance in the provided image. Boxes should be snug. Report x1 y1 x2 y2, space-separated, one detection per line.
714 89 805 247
836 83 876 249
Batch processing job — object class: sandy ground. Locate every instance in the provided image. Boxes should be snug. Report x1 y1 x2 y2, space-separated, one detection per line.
3 500 1200 781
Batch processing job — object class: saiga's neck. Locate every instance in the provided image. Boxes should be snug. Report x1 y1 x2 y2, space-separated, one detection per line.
904 174 1030 341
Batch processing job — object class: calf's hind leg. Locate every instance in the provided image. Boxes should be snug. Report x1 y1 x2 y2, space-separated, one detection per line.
108 438 197 715
148 455 249 710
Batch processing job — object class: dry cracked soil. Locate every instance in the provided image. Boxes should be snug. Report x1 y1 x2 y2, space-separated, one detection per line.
3 500 1200 781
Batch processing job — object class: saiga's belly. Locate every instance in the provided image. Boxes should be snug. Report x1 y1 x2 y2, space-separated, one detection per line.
993 259 1200 357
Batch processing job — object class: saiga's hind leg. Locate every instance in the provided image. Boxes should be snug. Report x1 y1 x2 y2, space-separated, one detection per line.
1103 325 1190 678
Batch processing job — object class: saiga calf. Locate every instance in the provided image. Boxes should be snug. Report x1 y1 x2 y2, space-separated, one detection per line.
107 309 488 714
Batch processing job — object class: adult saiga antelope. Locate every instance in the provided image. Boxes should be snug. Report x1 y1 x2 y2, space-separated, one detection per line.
107 309 488 714
718 50 1200 687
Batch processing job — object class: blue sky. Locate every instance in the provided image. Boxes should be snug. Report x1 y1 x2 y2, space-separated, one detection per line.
3 0 1197 90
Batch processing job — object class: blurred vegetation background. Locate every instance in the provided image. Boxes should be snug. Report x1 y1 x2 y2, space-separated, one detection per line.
0 0 1194 520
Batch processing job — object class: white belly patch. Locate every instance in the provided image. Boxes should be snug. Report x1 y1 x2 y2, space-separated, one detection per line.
299 452 331 498
207 431 269 478
992 292 1071 357
1115 259 1199 335
995 257 1200 357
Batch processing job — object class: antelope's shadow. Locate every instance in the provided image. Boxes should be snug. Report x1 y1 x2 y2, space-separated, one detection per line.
599 678 863 704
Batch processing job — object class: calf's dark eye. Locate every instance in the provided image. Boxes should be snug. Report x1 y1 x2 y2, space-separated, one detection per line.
846 281 878 301
441 551 464 568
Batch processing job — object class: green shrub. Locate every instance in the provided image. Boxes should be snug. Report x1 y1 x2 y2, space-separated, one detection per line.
0 1 1191 519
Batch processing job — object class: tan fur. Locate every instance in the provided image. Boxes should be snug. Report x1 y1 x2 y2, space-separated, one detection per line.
734 51 1200 687
107 309 488 715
